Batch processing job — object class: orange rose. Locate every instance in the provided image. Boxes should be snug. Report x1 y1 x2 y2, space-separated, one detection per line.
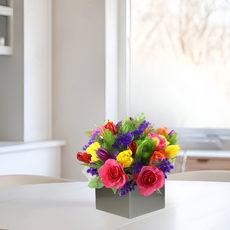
156 127 168 135
148 150 166 166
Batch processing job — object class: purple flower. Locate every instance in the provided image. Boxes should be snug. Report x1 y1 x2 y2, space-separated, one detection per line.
87 163 99 176
116 121 122 127
112 132 135 150
156 158 174 178
129 117 133 121
118 180 136 196
112 150 119 157
137 162 142 174
132 163 137 175
134 120 151 140
96 148 111 162
112 119 152 150
132 161 142 175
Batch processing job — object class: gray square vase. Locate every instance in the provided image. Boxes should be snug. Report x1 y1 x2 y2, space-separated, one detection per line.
96 185 165 218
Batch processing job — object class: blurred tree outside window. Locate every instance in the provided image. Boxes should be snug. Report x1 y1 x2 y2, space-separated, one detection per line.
130 0 230 130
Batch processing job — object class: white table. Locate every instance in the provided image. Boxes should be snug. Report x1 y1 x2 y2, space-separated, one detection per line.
0 181 229 230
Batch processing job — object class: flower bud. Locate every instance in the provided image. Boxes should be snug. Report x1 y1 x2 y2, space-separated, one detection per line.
128 142 137 157
168 130 176 138
105 121 118 135
96 148 111 162
156 127 168 135
77 152 92 164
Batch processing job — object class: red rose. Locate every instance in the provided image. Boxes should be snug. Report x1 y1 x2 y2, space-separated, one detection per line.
136 166 164 197
99 159 129 189
104 121 118 135
77 152 91 164
128 142 137 157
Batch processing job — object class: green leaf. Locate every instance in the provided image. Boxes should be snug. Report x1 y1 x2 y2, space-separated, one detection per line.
156 189 162 194
134 140 147 162
168 156 177 162
123 126 130 133
168 132 179 145
88 177 98 188
88 177 104 189
111 186 117 194
96 177 105 189
94 160 105 167
97 182 105 189
85 131 92 138
168 158 176 163
81 160 104 168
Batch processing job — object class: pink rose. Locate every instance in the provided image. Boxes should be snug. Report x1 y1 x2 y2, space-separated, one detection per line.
136 166 164 197
148 132 166 150
99 159 129 189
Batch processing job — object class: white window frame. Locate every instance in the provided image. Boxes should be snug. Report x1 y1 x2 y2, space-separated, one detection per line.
105 0 230 151
105 0 131 122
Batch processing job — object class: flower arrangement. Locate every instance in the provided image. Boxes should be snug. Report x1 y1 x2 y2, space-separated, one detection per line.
77 113 180 197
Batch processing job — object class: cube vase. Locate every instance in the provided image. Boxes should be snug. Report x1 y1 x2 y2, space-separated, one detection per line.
96 185 165 218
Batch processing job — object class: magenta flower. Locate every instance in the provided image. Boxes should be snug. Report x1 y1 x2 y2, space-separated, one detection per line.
136 166 164 197
99 159 129 189
148 132 166 150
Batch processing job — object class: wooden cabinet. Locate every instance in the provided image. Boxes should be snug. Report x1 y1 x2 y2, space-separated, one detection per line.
185 157 230 171
171 151 230 173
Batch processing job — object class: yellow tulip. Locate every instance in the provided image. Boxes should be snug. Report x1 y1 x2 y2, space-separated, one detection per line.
116 150 133 168
86 142 101 162
165 145 180 159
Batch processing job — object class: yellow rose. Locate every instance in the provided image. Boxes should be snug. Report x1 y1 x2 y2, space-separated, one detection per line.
165 145 180 159
159 135 170 146
116 150 133 168
86 142 101 162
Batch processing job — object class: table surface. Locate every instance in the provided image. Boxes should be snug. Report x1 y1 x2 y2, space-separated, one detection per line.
0 181 229 230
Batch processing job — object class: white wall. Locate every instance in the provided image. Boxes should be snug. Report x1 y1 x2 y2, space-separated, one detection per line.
53 0 105 180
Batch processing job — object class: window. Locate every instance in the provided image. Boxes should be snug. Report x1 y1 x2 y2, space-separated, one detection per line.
105 0 230 150
128 0 230 155
130 0 230 129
